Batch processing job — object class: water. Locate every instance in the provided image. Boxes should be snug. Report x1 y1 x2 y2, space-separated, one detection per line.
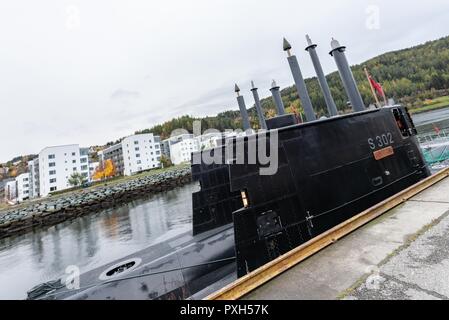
0 182 199 300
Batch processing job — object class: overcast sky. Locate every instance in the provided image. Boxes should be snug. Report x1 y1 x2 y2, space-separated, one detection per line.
1 0 449 162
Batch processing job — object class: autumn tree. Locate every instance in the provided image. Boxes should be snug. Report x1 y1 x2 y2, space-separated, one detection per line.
92 159 117 181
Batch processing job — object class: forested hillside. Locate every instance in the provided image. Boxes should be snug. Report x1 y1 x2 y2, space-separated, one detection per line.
138 35 449 139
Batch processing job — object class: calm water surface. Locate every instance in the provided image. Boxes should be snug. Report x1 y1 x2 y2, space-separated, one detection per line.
0 182 199 299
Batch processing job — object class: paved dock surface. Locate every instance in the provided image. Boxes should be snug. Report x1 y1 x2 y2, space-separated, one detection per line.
244 176 449 300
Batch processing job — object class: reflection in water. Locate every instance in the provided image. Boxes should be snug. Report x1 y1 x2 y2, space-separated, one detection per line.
0 182 199 299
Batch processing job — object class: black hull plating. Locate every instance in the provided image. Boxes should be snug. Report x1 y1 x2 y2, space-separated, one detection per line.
227 106 429 276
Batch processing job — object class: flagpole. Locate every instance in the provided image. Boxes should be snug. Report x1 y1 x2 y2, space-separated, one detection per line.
364 67 381 108
381 89 388 106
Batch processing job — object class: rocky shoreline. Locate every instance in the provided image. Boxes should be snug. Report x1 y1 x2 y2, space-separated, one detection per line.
0 167 192 239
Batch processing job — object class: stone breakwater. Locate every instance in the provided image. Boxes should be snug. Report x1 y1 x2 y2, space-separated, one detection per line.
0 167 192 239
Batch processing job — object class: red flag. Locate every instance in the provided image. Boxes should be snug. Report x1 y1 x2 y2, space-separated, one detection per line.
369 76 385 97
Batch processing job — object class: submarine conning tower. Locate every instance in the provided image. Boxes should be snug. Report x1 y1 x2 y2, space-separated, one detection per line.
330 38 366 112
305 35 338 117
191 33 431 281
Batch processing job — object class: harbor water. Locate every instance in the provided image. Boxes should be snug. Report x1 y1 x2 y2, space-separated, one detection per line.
0 182 199 299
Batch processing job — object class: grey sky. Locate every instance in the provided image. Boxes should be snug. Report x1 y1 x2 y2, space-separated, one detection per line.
1 0 449 162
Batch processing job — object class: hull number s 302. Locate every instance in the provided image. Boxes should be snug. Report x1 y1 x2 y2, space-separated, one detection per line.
368 132 394 150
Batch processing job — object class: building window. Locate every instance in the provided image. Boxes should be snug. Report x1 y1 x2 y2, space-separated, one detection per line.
137 160 141 164
134 141 139 145
49 178 56 183
24 184 29 188
80 158 87 163
72 152 76 156
49 162 56 167
73 167 77 171
82 172 88 177
49 170 56 175
48 154 55 159
135 147 139 151
23 178 29 182
50 186 57 192
136 154 140 158
72 160 76 164
81 165 88 170
156 150 160 155
155 145 159 149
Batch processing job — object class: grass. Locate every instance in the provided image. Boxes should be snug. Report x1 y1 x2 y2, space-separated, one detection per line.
409 95 449 114
0 163 190 214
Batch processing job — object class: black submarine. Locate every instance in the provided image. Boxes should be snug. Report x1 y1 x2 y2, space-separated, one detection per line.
28 36 430 300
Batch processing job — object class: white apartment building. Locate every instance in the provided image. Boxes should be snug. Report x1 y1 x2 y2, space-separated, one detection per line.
34 145 90 197
197 132 232 151
163 132 240 165
16 172 31 202
101 134 161 176
4 180 17 203
161 134 194 159
28 158 39 198
169 136 200 165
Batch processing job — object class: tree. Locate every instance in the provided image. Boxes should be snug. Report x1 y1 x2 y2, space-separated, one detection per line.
68 172 87 187
92 159 117 181
160 155 173 168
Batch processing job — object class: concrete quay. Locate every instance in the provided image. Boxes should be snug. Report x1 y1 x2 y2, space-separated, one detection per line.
244 175 449 300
